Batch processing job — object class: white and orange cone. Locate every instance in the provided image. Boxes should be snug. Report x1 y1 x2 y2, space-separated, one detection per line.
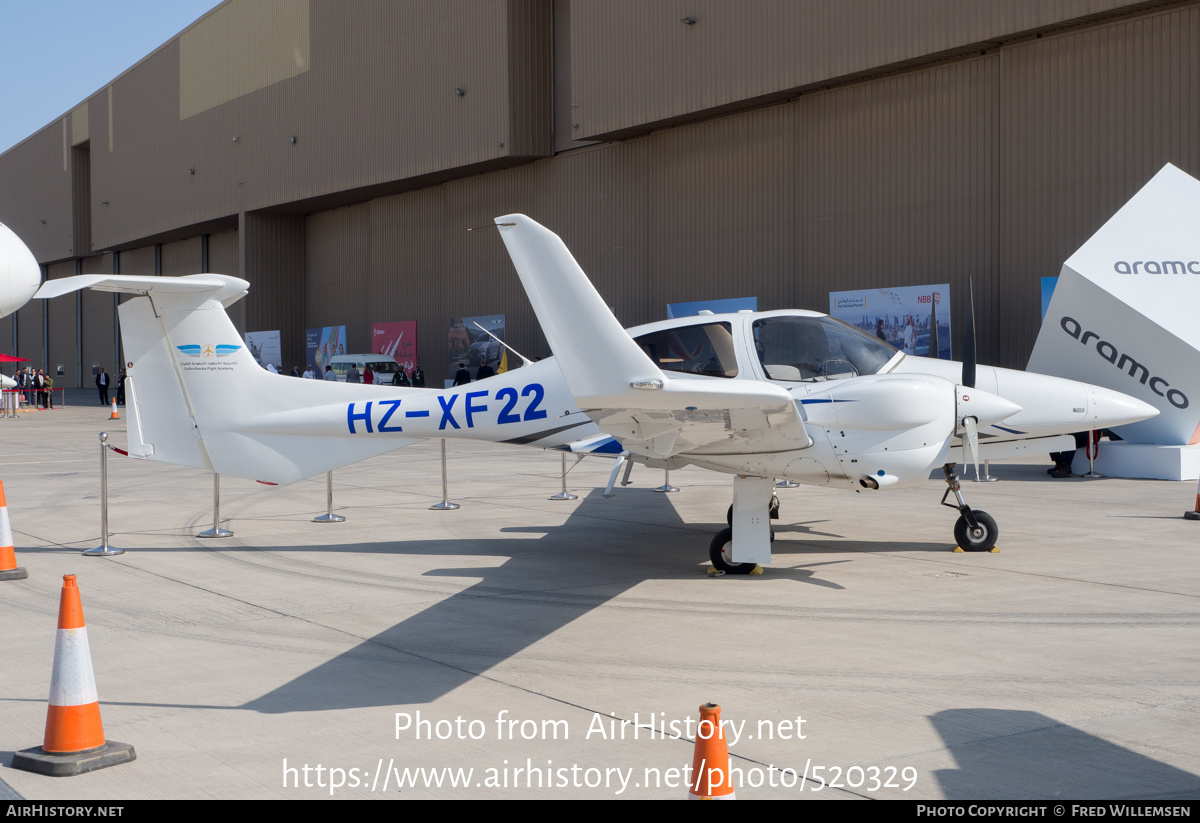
1186 477 1200 520
0 480 27 581
11 574 135 776
109 398 119 419
687 703 736 800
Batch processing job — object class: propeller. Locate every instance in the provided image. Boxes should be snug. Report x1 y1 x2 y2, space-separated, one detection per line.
960 278 981 478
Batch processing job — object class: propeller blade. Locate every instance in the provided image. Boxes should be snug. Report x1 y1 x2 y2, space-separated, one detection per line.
962 277 977 389
963 415 981 481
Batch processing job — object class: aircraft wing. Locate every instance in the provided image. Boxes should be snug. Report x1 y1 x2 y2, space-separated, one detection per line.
495 215 811 459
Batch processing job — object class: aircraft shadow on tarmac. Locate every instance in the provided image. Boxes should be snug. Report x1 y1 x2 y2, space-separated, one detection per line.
929 709 1200 800
237 487 882 714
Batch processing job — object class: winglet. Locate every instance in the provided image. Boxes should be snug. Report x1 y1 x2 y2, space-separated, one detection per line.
495 215 662 407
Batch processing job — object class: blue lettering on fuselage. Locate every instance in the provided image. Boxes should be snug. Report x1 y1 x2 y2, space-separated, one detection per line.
347 383 551 434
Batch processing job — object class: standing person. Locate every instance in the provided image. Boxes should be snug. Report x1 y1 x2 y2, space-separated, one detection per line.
35 369 47 409
363 366 375 386
116 369 127 406
475 361 494 381
392 366 410 387
346 363 360 384
44 373 53 409
902 315 917 355
411 364 425 387
452 362 471 386
303 365 316 379
291 365 301 378
323 365 337 381
95 368 110 405
266 363 279 374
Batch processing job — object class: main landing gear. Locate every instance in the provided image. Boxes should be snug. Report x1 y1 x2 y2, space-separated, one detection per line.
711 479 779 574
941 464 998 552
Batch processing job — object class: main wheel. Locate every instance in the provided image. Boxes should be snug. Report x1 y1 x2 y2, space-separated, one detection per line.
708 527 758 574
953 511 998 552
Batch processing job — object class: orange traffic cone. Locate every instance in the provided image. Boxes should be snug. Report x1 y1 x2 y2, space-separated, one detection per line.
0 480 27 581
11 574 135 776
1186 477 1200 520
688 703 736 800
110 398 119 419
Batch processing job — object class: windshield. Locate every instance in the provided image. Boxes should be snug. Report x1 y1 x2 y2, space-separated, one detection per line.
752 316 897 381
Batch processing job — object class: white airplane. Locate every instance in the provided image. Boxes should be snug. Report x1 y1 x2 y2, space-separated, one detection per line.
0 215 1156 571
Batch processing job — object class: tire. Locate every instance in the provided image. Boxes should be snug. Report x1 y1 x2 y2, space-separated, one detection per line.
954 511 998 552
708 527 758 574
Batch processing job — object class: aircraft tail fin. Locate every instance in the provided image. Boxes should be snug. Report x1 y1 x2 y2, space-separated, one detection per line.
38 275 421 483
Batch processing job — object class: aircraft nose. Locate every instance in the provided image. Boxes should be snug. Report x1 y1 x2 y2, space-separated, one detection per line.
0 224 42 318
1088 386 1159 428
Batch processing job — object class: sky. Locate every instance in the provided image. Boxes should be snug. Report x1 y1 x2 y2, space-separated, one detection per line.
0 1 223 155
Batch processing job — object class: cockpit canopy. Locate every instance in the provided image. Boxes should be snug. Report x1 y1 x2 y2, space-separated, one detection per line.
629 313 898 383
753 316 897 381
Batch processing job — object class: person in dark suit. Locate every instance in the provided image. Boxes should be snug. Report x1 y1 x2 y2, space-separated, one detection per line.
96 368 110 405
452 363 471 386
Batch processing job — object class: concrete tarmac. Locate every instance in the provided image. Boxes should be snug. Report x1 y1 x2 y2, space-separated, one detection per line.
1 401 1198 799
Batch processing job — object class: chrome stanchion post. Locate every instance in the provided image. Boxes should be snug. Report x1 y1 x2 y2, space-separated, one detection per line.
313 470 346 522
653 468 679 493
84 432 123 556
549 451 578 500
197 473 234 538
975 459 999 482
429 439 460 510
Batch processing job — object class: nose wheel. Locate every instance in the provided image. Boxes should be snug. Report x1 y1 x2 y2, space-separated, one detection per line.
941 464 998 552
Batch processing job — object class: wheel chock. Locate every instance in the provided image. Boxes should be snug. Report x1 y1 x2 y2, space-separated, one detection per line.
988 547 1000 553
953 547 965 553
749 565 764 575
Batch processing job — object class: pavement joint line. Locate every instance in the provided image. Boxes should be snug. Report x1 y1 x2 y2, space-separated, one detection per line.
873 550 1200 600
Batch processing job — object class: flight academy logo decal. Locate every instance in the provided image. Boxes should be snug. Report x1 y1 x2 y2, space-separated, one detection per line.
177 344 241 358
176 344 243 371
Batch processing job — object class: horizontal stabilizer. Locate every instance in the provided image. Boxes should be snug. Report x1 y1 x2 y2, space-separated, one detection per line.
35 274 248 309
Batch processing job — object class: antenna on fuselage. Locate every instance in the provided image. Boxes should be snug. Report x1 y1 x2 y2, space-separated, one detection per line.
472 322 533 367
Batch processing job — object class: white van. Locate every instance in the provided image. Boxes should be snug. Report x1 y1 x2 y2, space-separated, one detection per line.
328 353 402 384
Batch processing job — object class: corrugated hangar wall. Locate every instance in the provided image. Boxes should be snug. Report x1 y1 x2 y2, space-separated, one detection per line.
3 0 1200 381
302 1 1200 378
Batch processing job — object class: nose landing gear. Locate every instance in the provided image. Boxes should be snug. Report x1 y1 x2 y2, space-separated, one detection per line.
941 464 998 552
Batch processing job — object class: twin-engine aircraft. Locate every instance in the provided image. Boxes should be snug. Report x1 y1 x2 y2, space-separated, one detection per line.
0 216 1156 572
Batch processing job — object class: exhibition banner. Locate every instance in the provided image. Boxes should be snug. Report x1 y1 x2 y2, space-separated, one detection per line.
244 330 281 370
666 297 757 318
371 321 418 373
450 314 505 380
1028 164 1200 445
828 284 951 359
306 325 347 375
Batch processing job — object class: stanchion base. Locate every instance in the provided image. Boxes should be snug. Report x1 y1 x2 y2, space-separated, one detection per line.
83 545 124 556
973 476 1001 483
1082 472 1104 479
0 567 28 580
549 492 578 500
196 528 234 538
1184 510 1200 520
775 480 800 488
429 501 461 510
652 485 679 493
313 513 346 523
12 741 136 777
